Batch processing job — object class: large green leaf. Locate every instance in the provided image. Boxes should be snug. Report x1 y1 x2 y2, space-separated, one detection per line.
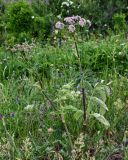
92 113 110 127
89 96 108 112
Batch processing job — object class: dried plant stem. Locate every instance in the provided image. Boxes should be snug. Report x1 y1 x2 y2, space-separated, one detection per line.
73 35 87 131
82 88 87 129
61 113 73 150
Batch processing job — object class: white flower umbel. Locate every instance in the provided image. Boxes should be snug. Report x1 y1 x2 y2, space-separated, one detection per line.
61 0 73 7
61 1 69 7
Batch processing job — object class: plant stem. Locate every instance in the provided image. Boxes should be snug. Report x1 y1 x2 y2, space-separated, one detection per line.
73 36 82 74
73 35 87 131
82 88 87 129
35 73 55 109
61 113 73 150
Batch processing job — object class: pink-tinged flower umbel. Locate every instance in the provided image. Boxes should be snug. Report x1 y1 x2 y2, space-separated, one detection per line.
55 15 91 33
64 15 81 25
79 18 86 27
68 25 76 33
72 15 81 21
55 21 64 29
64 17 75 25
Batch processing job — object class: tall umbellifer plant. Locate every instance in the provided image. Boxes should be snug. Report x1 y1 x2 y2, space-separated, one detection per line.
55 16 91 131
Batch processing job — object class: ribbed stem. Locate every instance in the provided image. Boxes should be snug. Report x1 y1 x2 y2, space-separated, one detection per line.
73 35 87 132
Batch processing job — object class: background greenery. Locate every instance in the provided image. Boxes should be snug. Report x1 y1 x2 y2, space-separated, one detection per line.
0 0 128 45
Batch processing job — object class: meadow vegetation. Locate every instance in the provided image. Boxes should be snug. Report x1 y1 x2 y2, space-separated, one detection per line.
0 0 128 159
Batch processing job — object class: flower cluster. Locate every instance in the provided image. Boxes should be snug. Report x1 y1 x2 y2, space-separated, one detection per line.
64 15 81 24
61 0 74 8
55 15 91 33
61 0 76 15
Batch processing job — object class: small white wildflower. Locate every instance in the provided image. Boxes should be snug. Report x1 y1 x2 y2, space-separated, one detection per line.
31 16 34 19
24 104 34 111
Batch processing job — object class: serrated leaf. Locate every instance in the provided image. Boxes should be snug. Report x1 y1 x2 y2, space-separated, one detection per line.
92 113 110 127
